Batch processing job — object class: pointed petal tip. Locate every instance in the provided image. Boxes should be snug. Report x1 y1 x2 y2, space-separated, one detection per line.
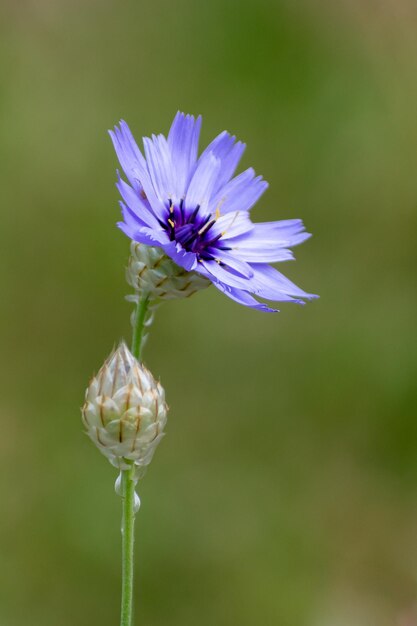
174 110 202 123
110 120 127 135
116 220 129 236
295 293 319 303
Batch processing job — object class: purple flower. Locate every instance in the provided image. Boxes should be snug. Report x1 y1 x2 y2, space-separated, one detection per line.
110 112 317 312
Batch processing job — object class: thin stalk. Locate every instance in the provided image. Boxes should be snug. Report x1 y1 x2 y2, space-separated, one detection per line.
131 295 150 360
120 462 137 626
119 294 151 626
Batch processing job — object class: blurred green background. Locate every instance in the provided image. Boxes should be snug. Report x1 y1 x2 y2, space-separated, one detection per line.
1 0 416 624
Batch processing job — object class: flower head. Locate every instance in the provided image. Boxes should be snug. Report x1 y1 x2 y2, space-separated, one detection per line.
82 343 168 472
110 112 317 312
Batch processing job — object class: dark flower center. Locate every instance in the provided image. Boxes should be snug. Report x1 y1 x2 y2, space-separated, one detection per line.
161 199 223 260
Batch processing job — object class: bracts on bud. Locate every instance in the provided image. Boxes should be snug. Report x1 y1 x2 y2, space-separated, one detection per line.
126 241 210 302
82 343 168 476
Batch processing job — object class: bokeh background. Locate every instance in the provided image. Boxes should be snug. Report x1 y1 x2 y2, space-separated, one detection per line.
1 0 416 624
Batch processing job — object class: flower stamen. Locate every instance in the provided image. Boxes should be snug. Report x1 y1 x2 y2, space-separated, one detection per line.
198 218 216 236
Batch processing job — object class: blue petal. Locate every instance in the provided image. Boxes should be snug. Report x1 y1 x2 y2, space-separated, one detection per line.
199 259 255 290
198 258 312 305
211 280 278 312
168 112 202 197
119 201 148 230
207 249 254 279
250 263 318 301
215 141 246 192
162 241 198 271
143 134 178 203
197 130 246 194
110 122 168 222
117 221 169 247
248 220 312 247
210 168 268 214
185 151 221 215
116 177 162 230
109 121 147 187
224 219 311 263
229 244 294 264
210 211 253 239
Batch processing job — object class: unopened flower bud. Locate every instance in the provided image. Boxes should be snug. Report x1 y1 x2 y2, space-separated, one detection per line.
126 242 210 302
82 343 168 473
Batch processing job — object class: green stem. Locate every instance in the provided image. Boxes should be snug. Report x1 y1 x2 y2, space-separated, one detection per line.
131 295 150 360
119 295 151 626
120 463 137 626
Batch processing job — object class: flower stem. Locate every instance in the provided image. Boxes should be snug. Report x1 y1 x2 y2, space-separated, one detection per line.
131 295 150 360
119 295 151 626
120 462 137 626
